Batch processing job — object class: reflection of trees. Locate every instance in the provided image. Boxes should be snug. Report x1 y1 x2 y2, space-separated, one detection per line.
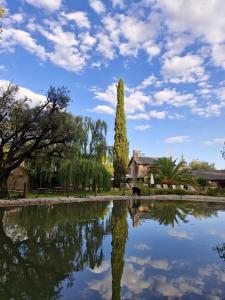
128 200 222 227
0 202 110 300
190 203 218 219
111 201 128 300
215 243 225 262
149 202 190 226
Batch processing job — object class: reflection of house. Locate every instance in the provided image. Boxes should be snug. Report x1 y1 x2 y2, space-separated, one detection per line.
128 199 152 227
128 150 158 181
192 170 225 188
7 166 29 192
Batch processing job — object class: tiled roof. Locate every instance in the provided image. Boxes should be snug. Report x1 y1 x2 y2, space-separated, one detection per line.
191 170 225 181
136 157 159 165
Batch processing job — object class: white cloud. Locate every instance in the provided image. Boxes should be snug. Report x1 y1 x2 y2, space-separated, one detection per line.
89 0 105 14
165 136 190 144
153 0 225 44
133 243 151 251
138 75 161 90
92 82 151 114
62 11 90 29
96 33 115 60
0 28 47 60
168 228 193 239
127 256 171 271
162 55 207 83
37 21 86 72
0 80 45 106
192 103 223 118
101 13 161 59
111 0 125 9
217 87 225 101
151 0 225 68
153 89 196 107
80 32 96 52
25 0 61 11
135 125 151 131
92 83 116 106
10 13 24 23
89 261 110 274
91 105 114 115
212 44 225 69
127 111 167 120
203 138 225 146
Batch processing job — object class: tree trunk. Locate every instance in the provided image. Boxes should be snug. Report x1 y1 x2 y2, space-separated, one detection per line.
0 172 10 199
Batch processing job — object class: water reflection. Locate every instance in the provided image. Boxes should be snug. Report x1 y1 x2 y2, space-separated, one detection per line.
0 200 225 300
128 199 219 227
0 202 111 300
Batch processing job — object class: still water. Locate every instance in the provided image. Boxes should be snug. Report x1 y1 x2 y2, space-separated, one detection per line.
0 200 225 300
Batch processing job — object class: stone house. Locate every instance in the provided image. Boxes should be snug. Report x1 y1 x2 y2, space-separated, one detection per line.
191 170 225 188
7 166 29 193
128 150 158 181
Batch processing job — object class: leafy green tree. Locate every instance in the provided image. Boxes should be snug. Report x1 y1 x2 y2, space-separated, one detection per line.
26 116 111 192
59 158 111 192
152 157 196 187
113 79 129 187
197 176 208 190
0 83 74 197
111 201 128 300
189 159 216 170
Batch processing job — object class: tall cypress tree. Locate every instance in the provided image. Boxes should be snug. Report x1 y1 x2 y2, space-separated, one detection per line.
113 79 129 187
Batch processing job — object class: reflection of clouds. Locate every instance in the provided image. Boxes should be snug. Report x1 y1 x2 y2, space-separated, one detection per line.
168 228 193 240
88 259 225 299
153 275 204 297
122 263 151 296
133 243 151 251
198 264 225 283
208 229 225 239
88 272 112 300
127 256 171 271
89 261 110 274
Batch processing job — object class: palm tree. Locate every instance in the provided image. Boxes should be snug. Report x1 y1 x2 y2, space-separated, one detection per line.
152 157 196 187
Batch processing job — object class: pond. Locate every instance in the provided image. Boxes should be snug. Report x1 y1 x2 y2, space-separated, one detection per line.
0 200 225 300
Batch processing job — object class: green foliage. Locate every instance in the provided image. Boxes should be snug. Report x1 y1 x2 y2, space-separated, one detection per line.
207 188 219 196
59 159 111 192
152 157 196 187
26 115 111 192
197 177 208 189
111 201 128 300
113 79 129 187
189 159 216 170
0 202 110 299
0 83 73 197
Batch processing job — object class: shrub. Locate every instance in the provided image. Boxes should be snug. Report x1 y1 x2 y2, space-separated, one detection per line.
207 188 219 196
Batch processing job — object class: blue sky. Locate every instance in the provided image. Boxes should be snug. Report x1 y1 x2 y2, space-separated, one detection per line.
1 0 225 168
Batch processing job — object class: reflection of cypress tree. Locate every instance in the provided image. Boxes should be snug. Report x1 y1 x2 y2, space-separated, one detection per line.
111 201 128 300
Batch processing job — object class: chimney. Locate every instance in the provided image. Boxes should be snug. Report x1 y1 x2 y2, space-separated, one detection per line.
133 150 139 161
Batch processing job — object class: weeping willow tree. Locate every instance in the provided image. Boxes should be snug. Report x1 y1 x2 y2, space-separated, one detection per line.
25 115 112 192
59 159 111 192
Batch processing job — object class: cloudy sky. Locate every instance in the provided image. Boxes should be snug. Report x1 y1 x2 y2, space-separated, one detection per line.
1 0 225 167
